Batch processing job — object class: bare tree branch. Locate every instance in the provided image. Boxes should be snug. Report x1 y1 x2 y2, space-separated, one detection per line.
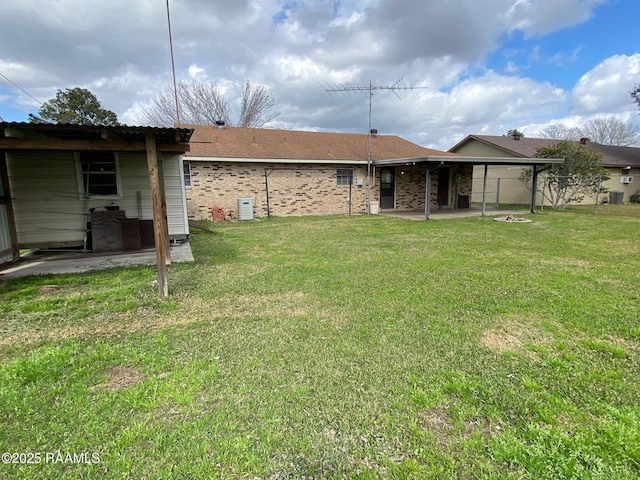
138 80 279 128
238 80 281 128
579 117 640 146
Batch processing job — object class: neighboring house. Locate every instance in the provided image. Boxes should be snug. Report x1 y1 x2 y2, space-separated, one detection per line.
183 124 558 220
0 123 193 270
450 135 640 204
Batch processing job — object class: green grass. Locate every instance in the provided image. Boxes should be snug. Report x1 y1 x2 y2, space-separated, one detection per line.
1 208 639 479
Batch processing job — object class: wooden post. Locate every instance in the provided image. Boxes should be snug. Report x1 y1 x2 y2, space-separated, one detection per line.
145 133 169 297
0 151 20 261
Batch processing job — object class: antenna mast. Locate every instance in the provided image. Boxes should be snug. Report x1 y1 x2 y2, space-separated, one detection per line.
323 78 427 213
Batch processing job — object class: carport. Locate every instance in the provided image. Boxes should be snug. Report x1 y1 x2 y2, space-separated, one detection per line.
372 155 564 219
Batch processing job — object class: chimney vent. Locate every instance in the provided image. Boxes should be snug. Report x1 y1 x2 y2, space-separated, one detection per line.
370 128 378 138
215 120 226 129
580 137 589 145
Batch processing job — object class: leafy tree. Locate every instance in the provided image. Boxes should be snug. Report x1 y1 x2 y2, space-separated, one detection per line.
520 141 609 210
140 79 280 128
507 129 524 139
34 87 119 125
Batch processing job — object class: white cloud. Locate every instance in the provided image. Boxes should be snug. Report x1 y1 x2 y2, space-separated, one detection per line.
572 54 640 114
0 0 631 151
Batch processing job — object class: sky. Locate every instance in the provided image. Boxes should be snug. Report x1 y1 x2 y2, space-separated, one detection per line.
1 0 639 151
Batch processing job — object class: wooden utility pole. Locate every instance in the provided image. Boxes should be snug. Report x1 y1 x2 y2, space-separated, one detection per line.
145 132 170 297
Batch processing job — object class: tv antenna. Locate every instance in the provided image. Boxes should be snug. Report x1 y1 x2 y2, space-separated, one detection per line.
323 78 428 212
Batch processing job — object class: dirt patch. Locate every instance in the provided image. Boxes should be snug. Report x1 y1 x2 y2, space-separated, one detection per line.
37 285 63 294
94 366 145 391
480 316 551 359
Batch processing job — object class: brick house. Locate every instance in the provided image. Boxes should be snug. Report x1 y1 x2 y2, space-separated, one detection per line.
183 124 474 219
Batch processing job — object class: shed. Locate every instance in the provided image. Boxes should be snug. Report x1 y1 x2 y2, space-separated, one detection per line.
0 122 193 296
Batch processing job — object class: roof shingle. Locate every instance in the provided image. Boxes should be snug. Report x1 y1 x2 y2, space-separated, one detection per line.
185 124 455 162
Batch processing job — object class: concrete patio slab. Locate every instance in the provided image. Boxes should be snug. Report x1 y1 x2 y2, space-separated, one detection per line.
0 242 194 281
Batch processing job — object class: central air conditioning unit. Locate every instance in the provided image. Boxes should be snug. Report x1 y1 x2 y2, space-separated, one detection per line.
620 176 634 184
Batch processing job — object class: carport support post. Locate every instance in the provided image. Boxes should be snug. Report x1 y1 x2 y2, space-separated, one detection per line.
425 166 432 219
146 132 170 297
481 164 488 216
530 165 539 214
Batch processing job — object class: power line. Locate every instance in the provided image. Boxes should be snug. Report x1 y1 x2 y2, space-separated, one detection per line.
166 0 181 127
0 72 43 105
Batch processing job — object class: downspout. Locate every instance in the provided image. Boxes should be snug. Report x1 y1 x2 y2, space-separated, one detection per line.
425 161 444 219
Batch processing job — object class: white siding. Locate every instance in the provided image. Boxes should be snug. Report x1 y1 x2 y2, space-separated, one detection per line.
7 151 188 249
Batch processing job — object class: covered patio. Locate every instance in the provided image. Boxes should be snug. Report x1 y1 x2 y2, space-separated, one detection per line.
371 155 564 219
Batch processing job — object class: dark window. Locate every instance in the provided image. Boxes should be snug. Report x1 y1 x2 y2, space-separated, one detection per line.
79 152 118 196
337 168 353 186
183 162 191 187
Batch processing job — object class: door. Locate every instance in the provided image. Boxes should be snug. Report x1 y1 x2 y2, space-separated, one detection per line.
380 167 395 209
437 167 450 207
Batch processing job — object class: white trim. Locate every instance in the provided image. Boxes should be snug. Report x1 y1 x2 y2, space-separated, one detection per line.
74 151 123 199
178 155 190 235
183 154 565 167
184 156 367 165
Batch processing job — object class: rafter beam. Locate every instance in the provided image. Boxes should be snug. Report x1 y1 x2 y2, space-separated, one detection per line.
0 138 190 152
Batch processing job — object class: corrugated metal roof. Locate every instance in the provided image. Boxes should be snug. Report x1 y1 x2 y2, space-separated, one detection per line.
1 122 193 144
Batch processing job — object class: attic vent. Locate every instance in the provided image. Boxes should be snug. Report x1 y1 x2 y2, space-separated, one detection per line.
370 128 378 138
215 120 225 129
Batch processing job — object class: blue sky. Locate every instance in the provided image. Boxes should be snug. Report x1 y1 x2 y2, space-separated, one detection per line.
0 0 639 150
486 0 638 90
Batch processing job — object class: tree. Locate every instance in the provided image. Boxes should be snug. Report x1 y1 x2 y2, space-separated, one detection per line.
507 129 524 139
579 117 639 146
536 124 582 141
140 79 280 128
631 84 640 111
535 117 639 146
33 88 119 125
520 141 609 210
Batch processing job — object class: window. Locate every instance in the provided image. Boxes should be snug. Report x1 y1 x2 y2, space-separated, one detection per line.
183 162 192 187
337 168 353 186
78 152 120 197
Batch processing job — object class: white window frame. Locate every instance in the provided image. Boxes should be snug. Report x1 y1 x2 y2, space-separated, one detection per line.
183 162 192 187
75 151 122 199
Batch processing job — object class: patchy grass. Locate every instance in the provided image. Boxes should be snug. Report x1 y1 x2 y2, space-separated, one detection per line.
1 210 639 479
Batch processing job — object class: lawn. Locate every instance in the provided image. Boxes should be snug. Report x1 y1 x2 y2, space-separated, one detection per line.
1 207 639 479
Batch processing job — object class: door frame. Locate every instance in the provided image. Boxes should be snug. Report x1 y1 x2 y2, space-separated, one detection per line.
437 166 451 207
379 167 395 209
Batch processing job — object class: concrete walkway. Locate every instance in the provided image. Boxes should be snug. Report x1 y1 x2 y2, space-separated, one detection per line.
0 242 194 281
379 206 529 220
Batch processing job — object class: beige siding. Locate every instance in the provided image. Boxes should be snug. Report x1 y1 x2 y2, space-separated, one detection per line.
7 151 188 249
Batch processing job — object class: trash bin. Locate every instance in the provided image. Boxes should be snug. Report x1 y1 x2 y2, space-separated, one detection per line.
609 191 624 204
369 201 379 214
